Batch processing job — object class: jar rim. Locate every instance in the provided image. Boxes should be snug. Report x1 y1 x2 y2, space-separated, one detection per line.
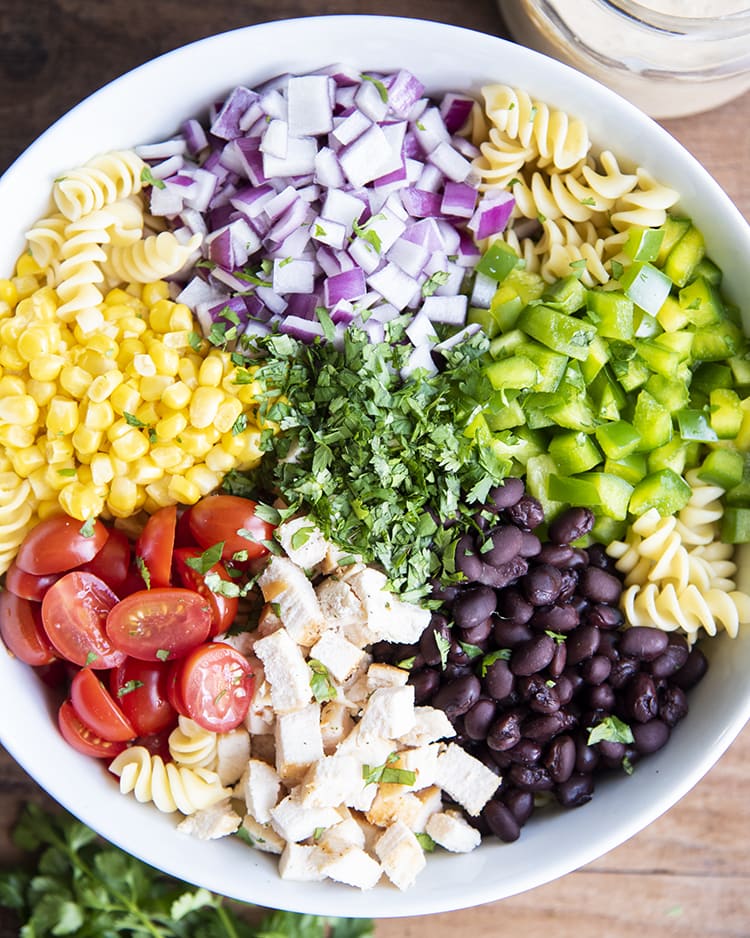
605 0 750 38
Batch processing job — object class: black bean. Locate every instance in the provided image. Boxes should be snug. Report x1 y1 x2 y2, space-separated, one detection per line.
554 673 575 706
429 579 460 605
579 566 623 604
488 747 512 769
597 739 626 762
483 657 515 701
632 719 670 754
522 711 565 742
453 586 497 630
517 674 562 714
671 646 709 690
419 622 450 667
650 641 690 678
506 739 543 766
585 543 614 570
493 619 533 648
432 674 481 719
522 564 564 606
659 684 689 726
408 668 440 704
545 734 576 783
556 569 580 602
609 657 640 689
556 772 594 807
581 654 611 685
548 507 595 545
574 737 600 774
464 698 497 740
370 640 394 663
566 624 601 665
531 602 580 633
455 535 483 580
489 478 525 510
483 800 521 842
584 603 624 630
444 662 474 682
568 548 590 569
449 639 472 667
502 788 535 825
506 495 545 530
537 544 575 568
624 672 658 723
508 763 555 791
588 682 616 711
549 641 567 679
482 524 524 566
596 631 620 661
476 556 528 588
460 618 493 646
487 710 523 751
473 744 503 776
619 626 669 661
518 532 542 557
511 633 556 676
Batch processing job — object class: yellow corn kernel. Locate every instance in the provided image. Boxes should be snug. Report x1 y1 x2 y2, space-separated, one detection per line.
45 462 75 491
90 453 115 486
12 275 39 300
29 354 65 382
16 253 42 277
0 376 27 397
17 325 52 361
72 425 103 457
37 500 61 520
25 380 56 408
0 395 40 427
177 356 200 388
29 287 59 322
144 478 175 509
189 386 224 429
129 458 163 486
0 300 11 320
150 444 184 469
59 482 106 522
234 384 262 406
0 316 25 344
154 411 188 441
161 381 191 411
59 365 93 398
76 349 116 377
105 287 140 308
185 464 221 497
110 428 150 462
87 370 124 403
142 281 170 307
117 315 148 338
118 338 147 366
111 382 142 416
161 331 192 351
178 427 217 458
198 355 224 388
107 476 142 517
139 375 173 401
205 444 238 474
214 397 244 434
46 434 75 460
169 304 194 332
86 334 119 357
223 429 264 468
0 346 24 370
0 279 18 307
106 418 133 443
102 301 133 323
46 398 79 435
73 308 106 339
148 298 176 333
132 402 158 427
28 467 56 502
10 445 46 478
82 400 115 432
148 340 180 377
132 354 157 377
169 452 195 474
0 425 36 449
167 474 201 505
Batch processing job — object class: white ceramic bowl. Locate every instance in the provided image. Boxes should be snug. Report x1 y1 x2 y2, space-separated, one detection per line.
1 14 749 919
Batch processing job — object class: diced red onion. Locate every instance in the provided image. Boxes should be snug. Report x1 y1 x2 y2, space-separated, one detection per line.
321 189 367 233
136 139 188 160
411 107 451 155
471 271 498 308
428 141 473 183
177 276 227 311
314 147 345 190
433 322 481 352
311 215 347 250
211 87 259 140
238 100 265 133
260 120 289 159
415 163 443 193
367 262 419 311
441 181 477 219
263 136 318 179
405 309 437 346
401 188 443 219
330 299 356 324
279 315 326 342
440 93 475 134
451 135 481 160
256 286 288 315
422 294 468 325
401 343 438 380
338 124 393 188
387 236 430 277
231 139 268 186
384 70 425 118
266 198 311 246
468 192 515 240
355 79 389 122
287 75 334 137
149 182 186 217
259 89 288 121
456 230 481 267
402 218 445 252
331 110 372 146
180 119 209 156
324 267 366 306
348 238 382 275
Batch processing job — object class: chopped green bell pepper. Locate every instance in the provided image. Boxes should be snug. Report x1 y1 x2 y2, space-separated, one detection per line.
709 388 742 439
517 304 597 362
697 448 744 491
595 420 641 460
543 275 588 315
625 226 665 263
629 468 692 516
654 216 692 267
676 408 719 442
645 374 690 413
605 453 649 486
548 430 602 475
721 507 750 543
586 289 634 340
662 225 705 288
633 390 673 452
476 241 521 282
679 276 724 327
620 262 672 317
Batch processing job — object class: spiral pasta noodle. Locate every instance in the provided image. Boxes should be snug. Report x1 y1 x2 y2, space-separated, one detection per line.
609 168 679 232
622 583 750 642
104 231 201 285
675 469 726 547
109 746 230 815
0 475 38 574
53 214 110 323
25 214 68 271
168 716 219 770
52 150 146 222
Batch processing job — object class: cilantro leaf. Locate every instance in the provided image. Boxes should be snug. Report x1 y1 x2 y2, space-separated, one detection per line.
479 648 511 677
79 518 96 538
123 411 149 429
140 166 166 189
362 752 416 787
309 658 337 703
415 832 436 852
434 631 451 670
116 679 144 698
422 270 451 297
203 572 241 598
136 555 151 589
587 714 634 746
185 542 225 575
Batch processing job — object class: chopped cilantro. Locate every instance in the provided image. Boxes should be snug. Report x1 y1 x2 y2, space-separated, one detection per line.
155 648 170 662
313 223 327 238
416 120 426 132
117 679 144 697
362 752 416 787
136 555 151 589
204 572 241 598
79 518 96 538
279 257 293 268
458 641 483 659
290 525 315 550
435 631 451 671
422 270 451 298
580 196 597 206
611 259 625 281
231 413 248 436
622 755 635 775
188 330 204 352
185 542 224 575
231 549 249 562
57 468 77 477
312 827 326 842
545 629 567 644
396 656 416 670
309 658 337 703
84 651 98 667
479 648 511 677
124 411 149 428
315 306 335 343
587 715 634 746
352 218 382 254
361 74 388 103
415 832 436 852
140 166 166 189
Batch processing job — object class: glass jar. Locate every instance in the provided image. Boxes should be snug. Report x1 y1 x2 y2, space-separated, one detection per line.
498 0 750 118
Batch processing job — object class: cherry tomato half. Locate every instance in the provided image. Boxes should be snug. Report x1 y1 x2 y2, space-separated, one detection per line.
70 668 137 742
166 659 189 717
177 642 254 733
4 561 61 602
0 591 57 666
57 699 128 759
15 514 109 576
109 658 177 736
41 572 124 669
172 547 239 637
105 588 212 663
188 495 274 561
135 505 177 589
79 527 131 594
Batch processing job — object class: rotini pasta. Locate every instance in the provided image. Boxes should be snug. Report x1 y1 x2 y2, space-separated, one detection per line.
168 715 219 769
109 746 230 815
0 474 38 574
25 214 68 271
675 469 726 546
104 231 202 285
53 213 111 323
609 168 679 232
621 582 750 641
52 150 146 222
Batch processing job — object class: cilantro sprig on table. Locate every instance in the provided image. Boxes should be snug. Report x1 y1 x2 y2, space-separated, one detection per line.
238 327 510 602
0 804 373 938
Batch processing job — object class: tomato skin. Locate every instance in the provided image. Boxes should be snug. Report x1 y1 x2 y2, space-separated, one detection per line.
79 528 131 594
178 642 254 733
166 660 189 717
188 495 274 561
16 514 109 576
41 572 124 669
109 658 177 736
5 561 61 602
0 591 57 666
135 505 177 589
174 508 197 549
105 588 212 662
172 547 239 637
70 668 137 742
134 729 172 762
58 699 128 758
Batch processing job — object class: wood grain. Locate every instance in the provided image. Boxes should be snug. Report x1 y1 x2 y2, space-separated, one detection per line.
0 2 748 935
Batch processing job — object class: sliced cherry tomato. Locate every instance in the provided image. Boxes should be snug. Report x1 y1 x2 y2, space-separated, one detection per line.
188 495 274 561
41 572 124 669
16 514 109 576
105 588 212 662
0 591 57 666
172 547 239 637
174 508 197 549
35 658 70 690
178 641 254 733
70 667 137 742
109 657 177 736
134 728 172 762
57 699 128 759
135 505 177 589
5 561 61 602
79 528 131 594
166 659 189 717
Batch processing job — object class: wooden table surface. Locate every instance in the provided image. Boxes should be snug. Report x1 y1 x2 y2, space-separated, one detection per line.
0 1 748 935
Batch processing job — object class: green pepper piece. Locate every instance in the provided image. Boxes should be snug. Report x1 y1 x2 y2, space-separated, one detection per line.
679 276 724 327
467 305 501 338
662 225 705 288
588 514 627 544
656 295 689 333
620 262 672 317
595 420 641 460
548 473 601 506
581 335 611 385
489 328 527 359
709 388 743 439
721 507 750 544
577 472 635 520
586 289 634 341
645 374 690 413
647 438 700 475
485 355 540 391
728 356 750 388
636 340 682 378
605 453 649 486
691 256 722 287
624 226 665 263
589 367 626 422
676 408 719 442
476 241 521 282
517 304 597 361
632 390 672 451
612 354 651 393
654 216 692 267
652 331 693 362
691 320 743 362
542 275 588 315
726 479 750 508
486 395 526 431
490 427 545 466
691 363 733 396
515 341 568 392
697 449 744 490
523 390 598 433
629 468 692 516
548 430 602 475
525 454 566 519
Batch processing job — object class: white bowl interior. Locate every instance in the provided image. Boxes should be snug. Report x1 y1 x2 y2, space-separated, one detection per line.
1 15 749 919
